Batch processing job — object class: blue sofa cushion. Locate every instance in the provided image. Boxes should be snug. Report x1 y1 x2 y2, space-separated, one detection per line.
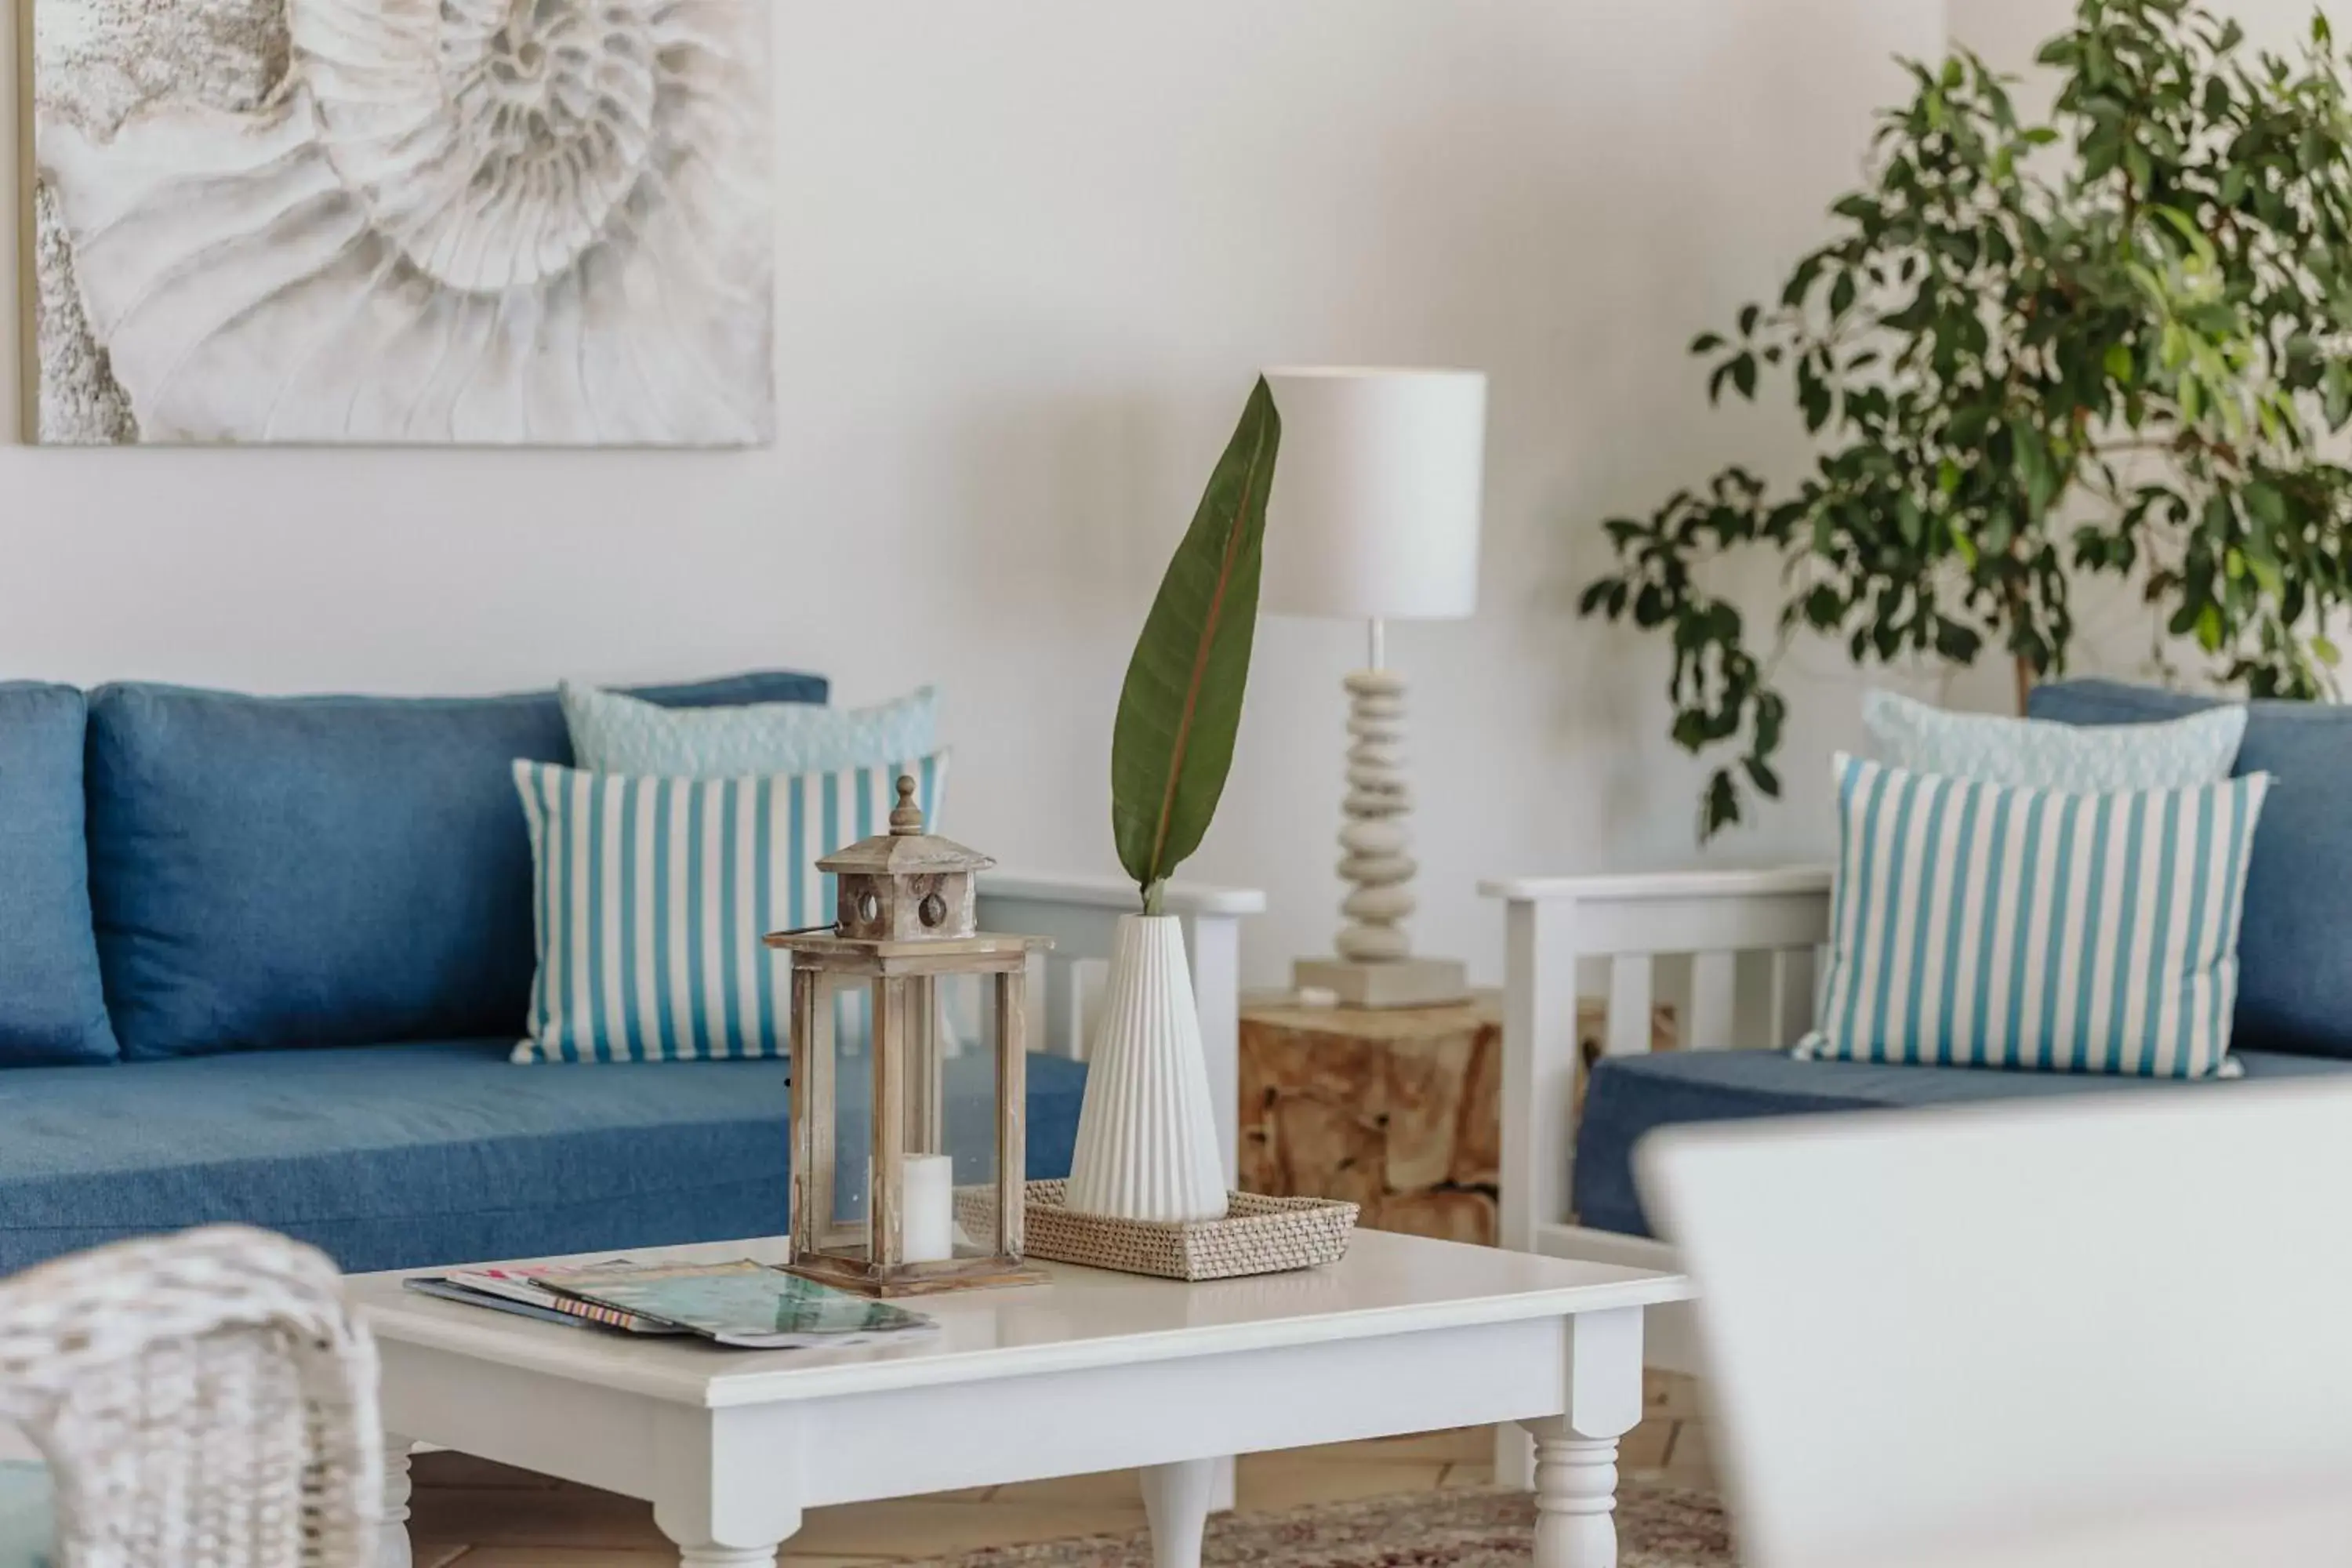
0 1040 1088 1276
0 684 115 1065
85 673 827 1061
1577 1046 2352 1239
2029 680 2350 1057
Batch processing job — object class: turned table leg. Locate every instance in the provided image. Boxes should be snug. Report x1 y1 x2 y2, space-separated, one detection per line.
655 1495 789 1566
666 1547 778 1568
1522 1305 1646 1568
1140 1457 1220 1568
652 1406 800 1568
1520 1422 1624 1568
378 1433 414 1568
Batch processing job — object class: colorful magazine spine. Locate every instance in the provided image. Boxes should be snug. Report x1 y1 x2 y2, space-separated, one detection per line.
443 1266 675 1334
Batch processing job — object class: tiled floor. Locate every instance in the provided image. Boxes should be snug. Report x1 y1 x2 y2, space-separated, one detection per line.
407 1374 1716 1566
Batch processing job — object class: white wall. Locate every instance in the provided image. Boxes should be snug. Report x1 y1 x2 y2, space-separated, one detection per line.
0 0 1944 990
1953 0 2317 71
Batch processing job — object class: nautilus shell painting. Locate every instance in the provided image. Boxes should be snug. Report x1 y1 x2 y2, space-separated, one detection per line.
29 0 775 446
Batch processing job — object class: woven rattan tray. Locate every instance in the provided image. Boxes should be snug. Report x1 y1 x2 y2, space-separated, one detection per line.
956 1181 1358 1283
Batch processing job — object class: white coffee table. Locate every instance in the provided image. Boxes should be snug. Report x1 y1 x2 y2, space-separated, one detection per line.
350 1230 1690 1568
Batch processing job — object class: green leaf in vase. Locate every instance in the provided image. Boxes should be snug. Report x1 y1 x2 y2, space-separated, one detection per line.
1110 378 1283 913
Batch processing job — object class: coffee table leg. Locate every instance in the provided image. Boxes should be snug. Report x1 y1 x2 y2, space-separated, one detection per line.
1140 1457 1219 1568
666 1547 779 1567
652 1408 801 1568
654 1512 788 1567
654 1501 791 1567
1520 1421 1623 1568
1521 1306 1646 1568
379 1433 413 1568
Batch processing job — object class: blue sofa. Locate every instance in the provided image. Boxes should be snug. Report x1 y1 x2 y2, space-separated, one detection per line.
0 673 1087 1276
1566 679 2352 1240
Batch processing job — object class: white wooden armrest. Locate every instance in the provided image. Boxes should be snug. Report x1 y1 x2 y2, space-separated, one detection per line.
1479 868 1834 956
981 873 1266 919
978 872 1265 1185
1481 867 1834 1258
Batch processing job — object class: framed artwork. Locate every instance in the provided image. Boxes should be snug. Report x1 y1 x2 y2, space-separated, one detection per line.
26 0 775 447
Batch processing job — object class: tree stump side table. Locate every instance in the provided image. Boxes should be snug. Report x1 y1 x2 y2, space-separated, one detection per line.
1237 993 1675 1246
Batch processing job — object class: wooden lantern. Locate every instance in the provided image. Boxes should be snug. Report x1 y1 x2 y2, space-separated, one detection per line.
765 779 1051 1297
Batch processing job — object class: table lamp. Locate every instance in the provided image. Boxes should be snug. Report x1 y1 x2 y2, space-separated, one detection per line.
1261 367 1488 1008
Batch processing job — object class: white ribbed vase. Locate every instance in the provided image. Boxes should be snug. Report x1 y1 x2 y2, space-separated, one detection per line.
1064 915 1231 1223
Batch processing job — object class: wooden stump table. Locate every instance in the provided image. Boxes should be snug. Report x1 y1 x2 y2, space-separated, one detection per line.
1239 993 1675 1245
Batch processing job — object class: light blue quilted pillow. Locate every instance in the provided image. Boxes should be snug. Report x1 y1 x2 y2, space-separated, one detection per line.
562 682 937 779
1864 688 2246 791
0 1461 49 1568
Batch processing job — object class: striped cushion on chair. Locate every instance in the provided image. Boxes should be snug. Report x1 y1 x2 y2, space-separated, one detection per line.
510 755 947 1063
1795 753 2271 1080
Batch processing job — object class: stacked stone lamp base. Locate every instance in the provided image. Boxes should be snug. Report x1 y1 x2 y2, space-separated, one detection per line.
1294 668 1468 1009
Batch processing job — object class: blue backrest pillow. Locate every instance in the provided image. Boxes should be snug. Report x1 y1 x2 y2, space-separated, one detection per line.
0 682 117 1064
85 672 827 1060
2029 679 2347 1058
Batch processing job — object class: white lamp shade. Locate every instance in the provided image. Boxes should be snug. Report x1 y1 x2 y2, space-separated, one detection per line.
1260 368 1487 622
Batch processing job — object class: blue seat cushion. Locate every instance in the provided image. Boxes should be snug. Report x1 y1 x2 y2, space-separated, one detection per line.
2029 680 2351 1057
86 672 827 1061
1577 1047 2352 1238
0 684 114 1065
0 1041 1087 1276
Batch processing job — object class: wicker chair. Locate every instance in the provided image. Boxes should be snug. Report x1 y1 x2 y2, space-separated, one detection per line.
0 1226 380 1568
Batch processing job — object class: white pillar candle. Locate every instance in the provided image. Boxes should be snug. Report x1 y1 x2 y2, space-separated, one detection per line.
902 1153 956 1264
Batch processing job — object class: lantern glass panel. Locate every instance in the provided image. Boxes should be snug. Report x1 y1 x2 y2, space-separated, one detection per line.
823 971 1005 1265
823 982 868 1236
934 972 1003 1199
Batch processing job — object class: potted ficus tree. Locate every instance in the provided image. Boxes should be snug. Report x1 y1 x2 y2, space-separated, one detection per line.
1586 0 2352 837
1064 379 1281 1223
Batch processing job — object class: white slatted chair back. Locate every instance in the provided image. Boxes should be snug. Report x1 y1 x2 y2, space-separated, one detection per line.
1638 1081 2352 1568
0 1225 379 1568
1487 869 1835 1265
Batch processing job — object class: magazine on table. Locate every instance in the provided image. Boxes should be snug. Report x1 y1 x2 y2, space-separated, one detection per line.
404 1277 610 1328
534 1260 938 1349
403 1261 685 1334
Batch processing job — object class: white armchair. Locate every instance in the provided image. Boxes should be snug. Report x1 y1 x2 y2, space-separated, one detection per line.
1483 867 1832 1374
0 1225 380 1568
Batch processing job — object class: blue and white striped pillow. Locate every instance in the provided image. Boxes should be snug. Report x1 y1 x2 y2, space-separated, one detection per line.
510 755 948 1063
1796 753 2271 1080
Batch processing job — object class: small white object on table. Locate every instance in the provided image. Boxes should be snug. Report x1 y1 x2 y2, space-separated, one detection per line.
899 1153 955 1264
352 1229 1687 1568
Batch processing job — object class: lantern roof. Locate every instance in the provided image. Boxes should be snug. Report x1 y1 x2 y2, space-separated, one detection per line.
818 777 996 877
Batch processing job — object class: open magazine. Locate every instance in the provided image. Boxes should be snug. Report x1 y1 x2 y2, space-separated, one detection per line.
535 1260 937 1349
405 1258 935 1349
403 1261 684 1334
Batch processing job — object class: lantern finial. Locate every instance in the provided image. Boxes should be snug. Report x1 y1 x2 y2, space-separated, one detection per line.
890 776 924 836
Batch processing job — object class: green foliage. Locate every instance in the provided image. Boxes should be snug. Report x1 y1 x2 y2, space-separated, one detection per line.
1585 0 2352 837
1112 379 1283 913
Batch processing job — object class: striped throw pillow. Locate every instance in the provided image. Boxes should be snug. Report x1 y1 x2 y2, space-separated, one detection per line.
1795 754 2271 1080
510 755 949 1063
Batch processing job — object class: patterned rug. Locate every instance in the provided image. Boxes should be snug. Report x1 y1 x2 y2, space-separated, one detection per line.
909 1480 1733 1566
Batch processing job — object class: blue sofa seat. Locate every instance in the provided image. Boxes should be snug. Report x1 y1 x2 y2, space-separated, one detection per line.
1575 1047 2352 1239
0 1040 1089 1275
